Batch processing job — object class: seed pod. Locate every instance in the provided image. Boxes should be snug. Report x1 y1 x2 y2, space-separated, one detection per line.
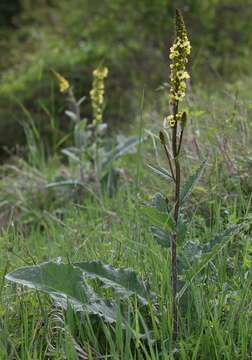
181 111 187 129
159 130 166 145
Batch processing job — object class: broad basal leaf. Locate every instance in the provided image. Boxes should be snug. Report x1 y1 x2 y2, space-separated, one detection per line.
6 261 118 323
74 261 153 305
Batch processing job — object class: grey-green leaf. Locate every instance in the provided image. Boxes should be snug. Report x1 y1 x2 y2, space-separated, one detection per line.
61 148 81 163
177 224 242 302
147 164 173 182
6 262 118 323
65 110 78 122
141 206 174 230
177 217 187 244
150 226 171 248
104 136 145 167
74 261 153 305
148 193 168 213
46 180 84 189
180 160 207 205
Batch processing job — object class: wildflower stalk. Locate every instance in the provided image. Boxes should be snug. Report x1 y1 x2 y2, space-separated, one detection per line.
161 9 191 342
171 103 180 341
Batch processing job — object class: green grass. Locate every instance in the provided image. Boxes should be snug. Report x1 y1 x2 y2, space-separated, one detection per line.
0 81 252 359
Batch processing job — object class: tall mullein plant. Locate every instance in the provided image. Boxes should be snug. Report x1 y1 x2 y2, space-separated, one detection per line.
160 10 191 341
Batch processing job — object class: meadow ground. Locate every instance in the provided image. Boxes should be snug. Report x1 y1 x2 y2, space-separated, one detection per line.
0 79 252 359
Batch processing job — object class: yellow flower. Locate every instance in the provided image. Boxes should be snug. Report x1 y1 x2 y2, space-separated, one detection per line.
164 114 176 128
93 66 108 80
53 71 70 93
169 9 191 106
164 111 184 128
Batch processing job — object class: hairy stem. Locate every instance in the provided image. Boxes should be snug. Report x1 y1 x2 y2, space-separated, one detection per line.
171 102 180 342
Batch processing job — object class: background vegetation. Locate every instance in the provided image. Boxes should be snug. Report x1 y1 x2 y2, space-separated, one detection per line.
0 1 252 359
1 0 252 151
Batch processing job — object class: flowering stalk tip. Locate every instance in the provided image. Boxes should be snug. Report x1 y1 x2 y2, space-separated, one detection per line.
53 71 70 93
169 10 191 103
90 66 109 126
163 9 191 129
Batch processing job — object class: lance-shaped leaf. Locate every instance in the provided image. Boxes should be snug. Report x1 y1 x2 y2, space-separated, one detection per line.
141 206 174 230
6 262 118 323
180 160 207 205
74 261 153 305
150 226 171 248
147 164 173 182
177 224 242 302
177 217 187 244
148 193 168 213
103 136 146 167
46 179 84 189
61 148 81 163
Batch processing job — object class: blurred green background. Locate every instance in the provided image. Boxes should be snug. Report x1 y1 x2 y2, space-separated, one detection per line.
0 0 252 154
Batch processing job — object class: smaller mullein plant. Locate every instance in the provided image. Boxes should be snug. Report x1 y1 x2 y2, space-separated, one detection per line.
52 66 109 186
51 66 142 196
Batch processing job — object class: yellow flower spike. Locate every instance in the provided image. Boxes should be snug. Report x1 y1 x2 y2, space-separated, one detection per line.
169 9 191 108
90 66 109 126
53 71 70 93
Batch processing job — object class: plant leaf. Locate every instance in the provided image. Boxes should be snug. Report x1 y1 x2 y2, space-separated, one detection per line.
180 160 207 205
147 164 173 182
61 148 81 163
177 224 242 302
148 193 168 213
104 136 145 167
77 96 86 106
6 262 118 323
65 110 78 122
46 180 84 189
74 261 153 305
177 217 187 244
141 206 174 230
150 226 171 248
